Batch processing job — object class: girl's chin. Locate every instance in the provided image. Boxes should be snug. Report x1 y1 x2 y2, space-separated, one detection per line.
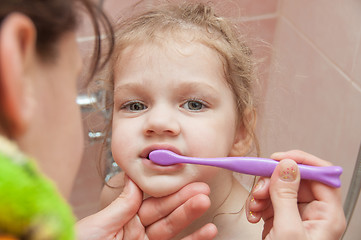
140 181 187 198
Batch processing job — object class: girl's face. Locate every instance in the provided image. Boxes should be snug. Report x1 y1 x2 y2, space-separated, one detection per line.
112 40 243 197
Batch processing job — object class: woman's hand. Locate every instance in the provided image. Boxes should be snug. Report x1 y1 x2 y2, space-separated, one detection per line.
76 177 217 240
245 150 346 240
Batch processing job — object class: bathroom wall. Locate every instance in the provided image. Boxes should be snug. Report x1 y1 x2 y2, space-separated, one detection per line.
258 1 361 239
71 0 361 239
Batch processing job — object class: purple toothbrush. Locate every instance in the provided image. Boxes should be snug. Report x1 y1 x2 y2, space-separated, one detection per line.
149 150 342 188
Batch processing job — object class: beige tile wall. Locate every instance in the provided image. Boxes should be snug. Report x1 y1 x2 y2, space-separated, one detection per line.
71 0 361 238
258 1 361 239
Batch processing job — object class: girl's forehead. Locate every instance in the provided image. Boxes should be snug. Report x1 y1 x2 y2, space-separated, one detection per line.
115 41 224 78
114 39 231 94
120 34 219 60
120 26 216 49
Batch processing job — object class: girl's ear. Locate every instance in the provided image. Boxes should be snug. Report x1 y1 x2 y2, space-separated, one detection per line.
0 13 37 138
229 108 257 157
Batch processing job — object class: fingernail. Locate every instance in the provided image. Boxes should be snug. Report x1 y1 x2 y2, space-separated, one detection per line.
279 160 297 182
248 211 257 219
253 179 264 192
249 196 257 206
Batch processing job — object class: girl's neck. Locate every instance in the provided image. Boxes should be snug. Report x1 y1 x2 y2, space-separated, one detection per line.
174 170 250 239
208 170 236 216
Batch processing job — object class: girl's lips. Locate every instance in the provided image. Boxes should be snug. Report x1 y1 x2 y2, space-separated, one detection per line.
140 145 182 159
141 157 184 172
140 145 184 172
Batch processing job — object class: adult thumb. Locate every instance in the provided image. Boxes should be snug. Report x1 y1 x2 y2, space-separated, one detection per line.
269 159 303 237
76 177 143 239
101 176 143 227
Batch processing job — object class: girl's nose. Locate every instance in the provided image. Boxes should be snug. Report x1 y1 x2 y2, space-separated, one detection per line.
143 106 181 137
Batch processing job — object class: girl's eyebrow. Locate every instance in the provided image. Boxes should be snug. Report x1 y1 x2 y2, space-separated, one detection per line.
114 82 145 94
176 81 220 95
113 80 221 95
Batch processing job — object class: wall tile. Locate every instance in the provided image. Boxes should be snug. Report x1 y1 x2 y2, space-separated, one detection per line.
150 0 278 18
351 37 361 87
343 192 361 240
280 0 361 79
76 7 97 39
258 19 361 200
238 18 277 105
242 18 277 46
228 0 278 17
103 0 278 20
275 3 361 237
72 11 108 219
69 123 105 219
102 0 153 22
69 90 109 219
76 39 95 89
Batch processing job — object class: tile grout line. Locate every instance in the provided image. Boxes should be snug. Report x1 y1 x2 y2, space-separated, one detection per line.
77 35 95 43
350 25 361 81
281 15 361 94
76 34 108 43
235 12 278 22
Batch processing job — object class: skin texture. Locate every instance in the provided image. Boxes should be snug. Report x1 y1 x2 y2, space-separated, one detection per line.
0 13 218 240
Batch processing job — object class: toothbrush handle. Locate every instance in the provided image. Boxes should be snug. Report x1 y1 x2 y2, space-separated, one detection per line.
180 156 342 188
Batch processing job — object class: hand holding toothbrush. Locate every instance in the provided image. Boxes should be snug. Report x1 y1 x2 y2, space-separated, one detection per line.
245 150 346 240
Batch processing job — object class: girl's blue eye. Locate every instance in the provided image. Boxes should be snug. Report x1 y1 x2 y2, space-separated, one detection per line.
183 100 206 111
122 101 147 112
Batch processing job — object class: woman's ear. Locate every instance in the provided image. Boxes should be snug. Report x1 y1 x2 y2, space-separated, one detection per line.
0 13 37 138
230 108 257 157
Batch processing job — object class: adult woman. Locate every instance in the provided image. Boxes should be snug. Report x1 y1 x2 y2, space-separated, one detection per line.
0 0 216 239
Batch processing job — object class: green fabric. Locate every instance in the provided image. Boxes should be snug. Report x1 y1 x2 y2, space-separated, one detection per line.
0 137 75 239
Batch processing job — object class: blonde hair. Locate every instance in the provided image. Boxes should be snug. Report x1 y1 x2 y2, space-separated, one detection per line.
106 2 259 156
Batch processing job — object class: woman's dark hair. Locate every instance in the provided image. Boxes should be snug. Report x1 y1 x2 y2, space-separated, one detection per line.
0 0 114 81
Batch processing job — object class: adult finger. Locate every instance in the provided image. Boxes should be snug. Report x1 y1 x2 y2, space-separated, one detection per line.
268 159 306 239
139 182 210 226
262 217 274 239
272 150 341 203
181 223 217 240
246 177 271 223
76 176 143 240
251 177 271 200
146 193 211 240
271 150 331 166
98 176 143 228
123 215 147 240
246 196 272 223
247 196 270 213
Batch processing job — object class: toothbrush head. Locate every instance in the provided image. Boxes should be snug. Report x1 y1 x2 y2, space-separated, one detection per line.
149 150 180 165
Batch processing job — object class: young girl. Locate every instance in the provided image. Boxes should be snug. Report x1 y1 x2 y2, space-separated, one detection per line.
101 2 345 240
101 2 262 239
